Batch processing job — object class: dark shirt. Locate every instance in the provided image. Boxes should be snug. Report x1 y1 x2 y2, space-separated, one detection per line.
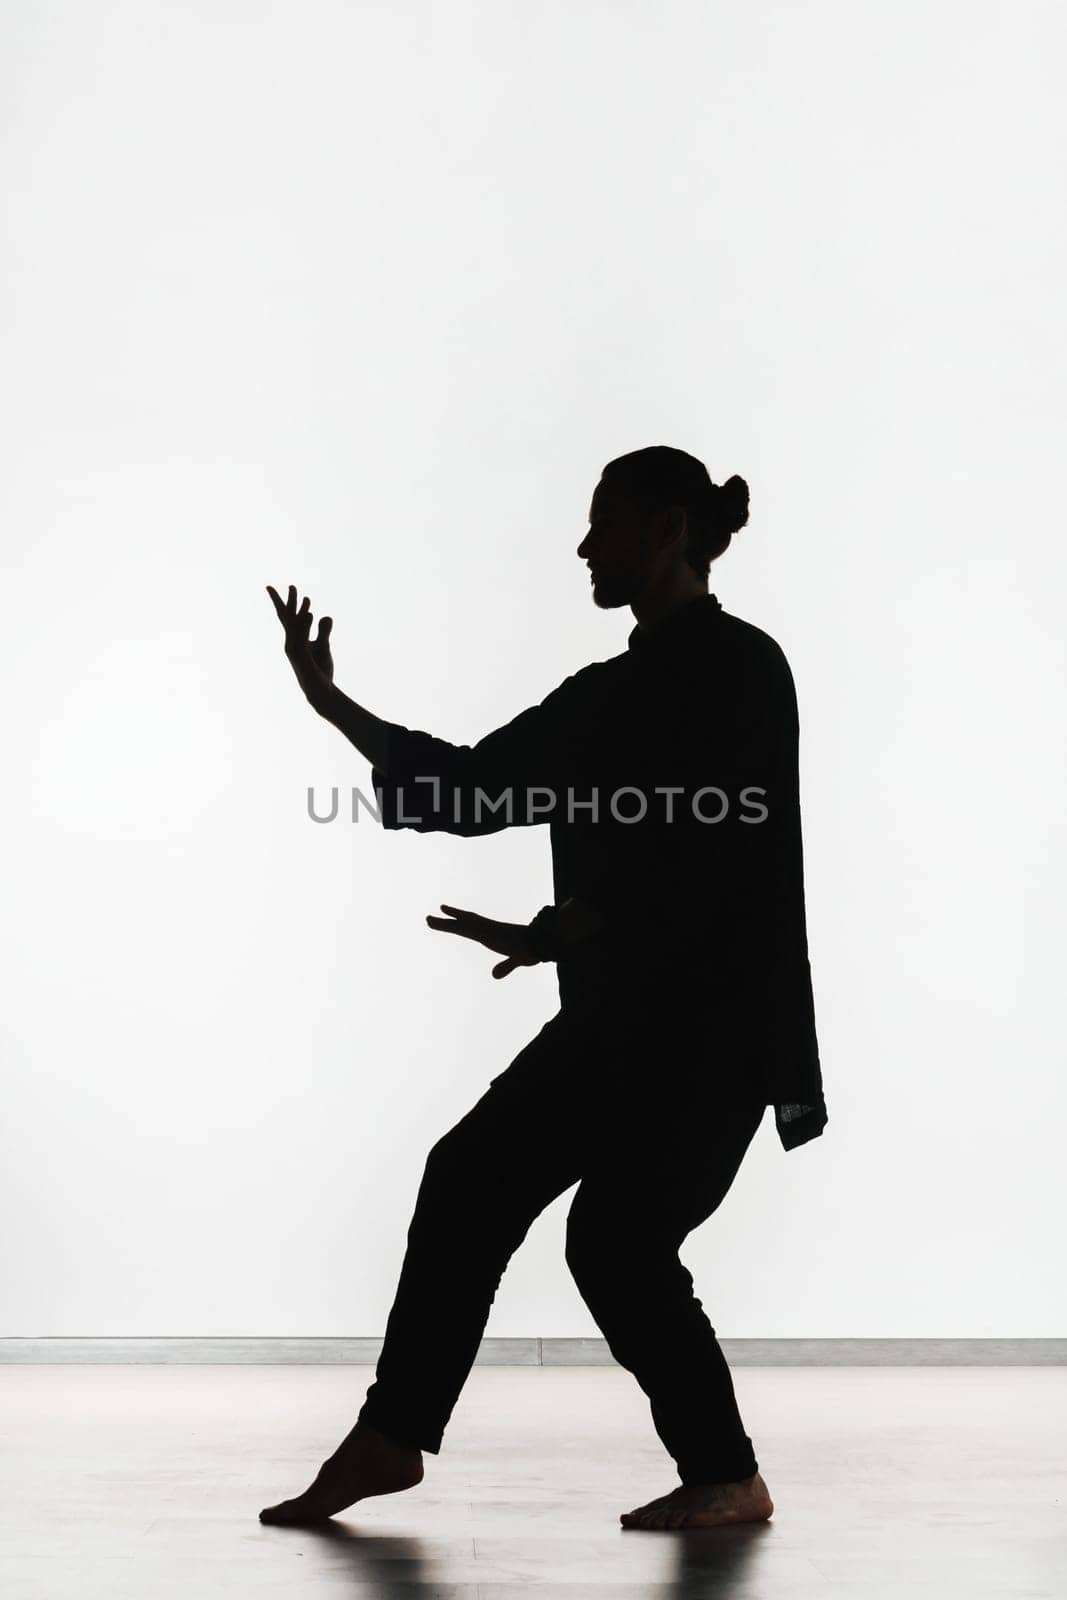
371 592 827 1152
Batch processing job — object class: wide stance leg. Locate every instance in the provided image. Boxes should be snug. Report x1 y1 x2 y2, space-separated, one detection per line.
564 1096 766 1486
357 1037 583 1454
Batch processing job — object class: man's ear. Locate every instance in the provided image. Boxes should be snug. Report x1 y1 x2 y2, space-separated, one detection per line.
659 503 689 552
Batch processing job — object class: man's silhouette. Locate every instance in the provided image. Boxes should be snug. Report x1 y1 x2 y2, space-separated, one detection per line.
260 445 827 1531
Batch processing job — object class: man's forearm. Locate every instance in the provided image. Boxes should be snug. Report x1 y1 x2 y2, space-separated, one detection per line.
312 681 392 771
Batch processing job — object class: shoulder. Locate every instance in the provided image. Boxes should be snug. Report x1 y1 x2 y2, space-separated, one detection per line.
716 607 795 685
554 647 631 694
530 650 627 718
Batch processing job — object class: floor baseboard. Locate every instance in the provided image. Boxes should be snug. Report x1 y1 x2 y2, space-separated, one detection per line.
1 1337 1064 1365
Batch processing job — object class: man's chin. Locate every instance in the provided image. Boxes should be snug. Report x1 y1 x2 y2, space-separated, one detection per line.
590 582 631 610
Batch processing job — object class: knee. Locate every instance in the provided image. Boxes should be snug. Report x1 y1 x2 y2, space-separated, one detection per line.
419 1116 501 1207
566 1207 685 1301
421 1126 470 1187
564 1210 624 1289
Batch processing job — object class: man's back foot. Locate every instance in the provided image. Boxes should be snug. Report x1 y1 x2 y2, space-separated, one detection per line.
620 1470 774 1530
259 1420 425 1525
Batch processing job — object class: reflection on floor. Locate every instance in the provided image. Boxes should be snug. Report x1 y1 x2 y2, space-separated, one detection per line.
2 1363 1064 1598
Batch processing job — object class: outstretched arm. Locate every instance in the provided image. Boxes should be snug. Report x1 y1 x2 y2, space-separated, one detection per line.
267 583 585 836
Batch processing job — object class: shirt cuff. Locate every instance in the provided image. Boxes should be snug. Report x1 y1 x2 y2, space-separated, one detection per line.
525 904 561 963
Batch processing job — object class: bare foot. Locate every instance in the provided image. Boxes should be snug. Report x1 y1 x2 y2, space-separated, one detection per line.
259 1420 424 1524
620 1470 773 1530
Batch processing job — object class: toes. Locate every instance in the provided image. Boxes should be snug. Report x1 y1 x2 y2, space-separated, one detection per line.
259 1503 291 1524
261 1499 304 1523
259 1493 324 1525
642 1501 688 1530
621 1493 692 1531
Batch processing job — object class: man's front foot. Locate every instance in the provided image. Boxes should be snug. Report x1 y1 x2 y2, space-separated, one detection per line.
259 1420 425 1525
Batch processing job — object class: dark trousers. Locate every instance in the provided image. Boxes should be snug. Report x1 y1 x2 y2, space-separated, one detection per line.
356 1006 766 1486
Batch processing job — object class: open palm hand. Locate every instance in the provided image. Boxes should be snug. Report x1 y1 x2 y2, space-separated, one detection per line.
425 904 540 979
266 583 335 706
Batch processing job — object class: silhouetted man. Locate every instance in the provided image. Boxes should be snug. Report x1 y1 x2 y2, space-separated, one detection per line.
260 444 827 1531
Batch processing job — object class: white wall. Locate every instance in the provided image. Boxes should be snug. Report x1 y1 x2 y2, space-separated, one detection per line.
2 0 1064 1339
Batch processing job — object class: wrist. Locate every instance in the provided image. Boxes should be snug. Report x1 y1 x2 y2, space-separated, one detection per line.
525 905 560 963
306 674 338 718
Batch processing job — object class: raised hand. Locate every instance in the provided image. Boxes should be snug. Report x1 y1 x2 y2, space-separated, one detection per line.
425 904 540 980
266 584 335 708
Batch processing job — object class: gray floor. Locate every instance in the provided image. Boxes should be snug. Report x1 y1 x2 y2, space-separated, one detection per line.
2 1364 1064 1598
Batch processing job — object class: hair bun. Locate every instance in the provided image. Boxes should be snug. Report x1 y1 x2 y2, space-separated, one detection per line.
716 474 750 535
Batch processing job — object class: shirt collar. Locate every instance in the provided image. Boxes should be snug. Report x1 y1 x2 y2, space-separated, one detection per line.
626 591 722 653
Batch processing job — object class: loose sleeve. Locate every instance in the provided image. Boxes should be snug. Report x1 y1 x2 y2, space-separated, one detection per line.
370 670 587 836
